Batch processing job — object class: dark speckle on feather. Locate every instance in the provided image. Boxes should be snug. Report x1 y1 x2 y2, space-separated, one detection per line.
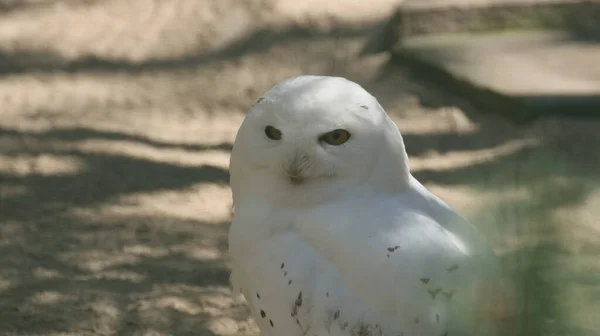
252 97 265 106
443 290 455 300
295 291 303 307
288 279 292 285
436 313 440 323
284 271 288 277
334 309 340 320
291 291 303 319
256 292 261 299
326 292 329 297
360 105 369 110
387 245 400 252
270 319 274 327
260 310 266 318
352 322 372 336
281 263 285 269
420 278 430 284
428 288 442 299
445 264 459 272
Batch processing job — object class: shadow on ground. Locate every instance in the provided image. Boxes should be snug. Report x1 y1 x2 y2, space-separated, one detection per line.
0 22 382 75
0 127 230 216
0 127 239 335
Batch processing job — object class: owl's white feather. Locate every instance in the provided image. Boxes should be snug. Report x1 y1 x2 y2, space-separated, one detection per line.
228 76 517 336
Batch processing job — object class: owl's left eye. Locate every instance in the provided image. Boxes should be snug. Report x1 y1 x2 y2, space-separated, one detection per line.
320 129 351 146
264 126 282 140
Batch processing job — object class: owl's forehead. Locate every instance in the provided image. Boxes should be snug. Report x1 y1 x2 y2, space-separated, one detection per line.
256 82 379 126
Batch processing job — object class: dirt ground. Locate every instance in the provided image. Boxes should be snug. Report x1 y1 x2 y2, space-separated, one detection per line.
0 1 599 335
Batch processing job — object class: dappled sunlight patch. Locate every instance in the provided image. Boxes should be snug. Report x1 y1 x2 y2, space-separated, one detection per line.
391 107 479 134
32 267 64 280
0 75 150 118
567 187 600 236
423 184 490 214
80 297 121 334
170 245 222 261
209 315 260 335
105 183 234 223
74 270 147 283
273 0 400 25
555 206 600 256
27 290 75 305
61 249 140 273
126 284 252 333
0 153 85 176
154 296 203 315
124 243 223 264
123 244 171 258
66 209 230 259
66 183 233 231
0 221 24 248
77 140 231 169
410 138 540 172
134 284 233 312
0 274 12 293
0 184 28 198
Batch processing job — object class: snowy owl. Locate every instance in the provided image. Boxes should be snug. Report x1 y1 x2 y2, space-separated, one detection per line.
228 75 517 336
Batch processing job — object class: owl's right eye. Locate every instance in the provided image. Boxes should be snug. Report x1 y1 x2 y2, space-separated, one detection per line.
264 126 282 140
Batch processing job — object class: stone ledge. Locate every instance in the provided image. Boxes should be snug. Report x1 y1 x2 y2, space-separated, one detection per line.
391 30 600 123
362 0 600 55
401 0 599 38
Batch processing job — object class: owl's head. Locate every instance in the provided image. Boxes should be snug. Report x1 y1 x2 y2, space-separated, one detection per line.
229 75 410 208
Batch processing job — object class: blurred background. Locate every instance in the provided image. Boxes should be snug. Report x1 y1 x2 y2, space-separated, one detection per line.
0 0 599 335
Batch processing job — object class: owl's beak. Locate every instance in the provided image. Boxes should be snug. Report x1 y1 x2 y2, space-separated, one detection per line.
287 171 305 185
285 153 309 185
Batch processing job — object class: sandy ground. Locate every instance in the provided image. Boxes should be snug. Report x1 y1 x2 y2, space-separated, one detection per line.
0 0 599 335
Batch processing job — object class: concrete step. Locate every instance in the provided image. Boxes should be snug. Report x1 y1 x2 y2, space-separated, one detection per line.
362 0 600 54
400 0 600 36
390 30 600 122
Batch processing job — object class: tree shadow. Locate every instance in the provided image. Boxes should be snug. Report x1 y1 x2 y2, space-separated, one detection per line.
0 127 233 152
0 0 101 13
0 127 239 335
0 211 239 335
0 21 384 75
0 124 231 218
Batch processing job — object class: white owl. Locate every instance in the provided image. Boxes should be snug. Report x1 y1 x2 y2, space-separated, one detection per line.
228 76 517 336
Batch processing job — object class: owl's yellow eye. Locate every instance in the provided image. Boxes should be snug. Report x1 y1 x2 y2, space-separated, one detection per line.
320 129 351 146
264 126 282 140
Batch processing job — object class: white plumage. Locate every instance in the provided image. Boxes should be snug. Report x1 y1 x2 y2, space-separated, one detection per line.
228 76 516 336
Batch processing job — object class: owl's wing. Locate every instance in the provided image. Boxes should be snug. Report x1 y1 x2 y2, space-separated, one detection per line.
293 197 517 336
